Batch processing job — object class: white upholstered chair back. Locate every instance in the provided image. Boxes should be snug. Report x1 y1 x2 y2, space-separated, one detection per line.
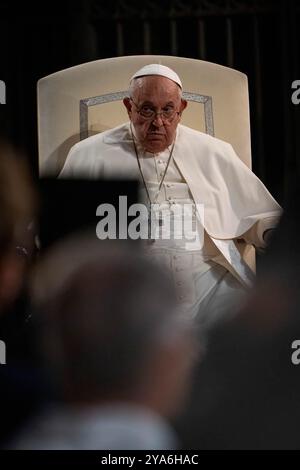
37 55 252 176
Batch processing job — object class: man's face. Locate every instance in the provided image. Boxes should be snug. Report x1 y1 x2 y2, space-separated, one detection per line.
123 76 187 153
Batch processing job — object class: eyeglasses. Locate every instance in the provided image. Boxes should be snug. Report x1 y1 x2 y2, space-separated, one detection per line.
130 98 180 122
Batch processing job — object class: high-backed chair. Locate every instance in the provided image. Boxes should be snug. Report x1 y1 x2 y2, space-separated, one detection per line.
37 55 254 269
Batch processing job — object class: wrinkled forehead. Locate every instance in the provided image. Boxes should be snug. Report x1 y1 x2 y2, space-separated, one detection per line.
131 75 181 104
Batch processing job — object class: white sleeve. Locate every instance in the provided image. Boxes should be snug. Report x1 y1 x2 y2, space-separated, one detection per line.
240 216 280 248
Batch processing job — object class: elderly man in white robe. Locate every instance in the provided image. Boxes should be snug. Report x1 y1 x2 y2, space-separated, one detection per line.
60 64 282 327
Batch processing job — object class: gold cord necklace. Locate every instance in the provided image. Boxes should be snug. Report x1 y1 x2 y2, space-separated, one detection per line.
130 123 176 242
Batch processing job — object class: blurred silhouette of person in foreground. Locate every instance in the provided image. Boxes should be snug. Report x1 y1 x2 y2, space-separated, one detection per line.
11 235 197 450
0 141 40 446
174 180 300 449
0 142 35 319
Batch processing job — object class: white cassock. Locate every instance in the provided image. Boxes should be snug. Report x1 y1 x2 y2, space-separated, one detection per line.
60 122 282 326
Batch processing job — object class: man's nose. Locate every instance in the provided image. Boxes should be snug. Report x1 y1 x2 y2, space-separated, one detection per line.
152 113 164 126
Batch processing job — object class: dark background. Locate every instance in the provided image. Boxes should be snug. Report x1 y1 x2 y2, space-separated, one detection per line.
0 0 299 205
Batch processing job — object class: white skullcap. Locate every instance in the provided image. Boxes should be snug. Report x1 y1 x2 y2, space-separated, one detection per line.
130 64 182 89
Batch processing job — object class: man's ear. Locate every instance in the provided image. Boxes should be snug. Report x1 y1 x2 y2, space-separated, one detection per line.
123 97 132 117
179 99 188 115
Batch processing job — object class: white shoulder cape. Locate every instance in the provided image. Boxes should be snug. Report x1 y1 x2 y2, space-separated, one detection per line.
61 122 282 240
